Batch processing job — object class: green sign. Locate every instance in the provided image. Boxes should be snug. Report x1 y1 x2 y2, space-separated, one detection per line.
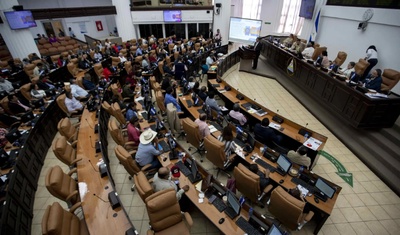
319 150 353 187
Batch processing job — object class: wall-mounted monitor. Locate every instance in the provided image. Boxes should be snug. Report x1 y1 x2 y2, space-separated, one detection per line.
4 10 37 30
299 0 316 19
228 17 262 44
163 10 182 23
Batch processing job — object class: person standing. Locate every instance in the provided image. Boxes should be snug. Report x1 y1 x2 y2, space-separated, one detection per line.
363 45 378 79
252 37 262 69
214 29 222 47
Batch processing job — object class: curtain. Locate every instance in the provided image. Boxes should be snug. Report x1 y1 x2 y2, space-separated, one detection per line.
231 0 243 18
242 0 262 19
278 0 304 35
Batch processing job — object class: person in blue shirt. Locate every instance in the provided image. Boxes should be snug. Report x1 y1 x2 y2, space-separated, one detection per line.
135 129 162 170
164 87 181 112
363 69 382 93
83 73 96 91
135 45 143 57
125 102 138 121
205 91 222 115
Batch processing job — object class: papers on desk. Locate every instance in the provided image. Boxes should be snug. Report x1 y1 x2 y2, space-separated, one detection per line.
297 184 309 197
235 147 245 159
268 122 281 130
220 106 228 112
79 182 88 200
208 125 218 133
195 180 203 192
217 89 226 93
365 93 388 98
210 66 217 71
303 137 322 151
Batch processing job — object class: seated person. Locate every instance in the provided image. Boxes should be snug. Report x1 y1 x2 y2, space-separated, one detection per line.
290 39 304 54
164 87 182 112
0 106 20 127
142 54 149 70
195 113 210 139
152 167 189 200
78 54 92 69
64 91 83 114
282 34 294 47
198 86 208 102
30 84 46 99
135 129 162 170
254 118 283 144
217 126 236 160
362 69 383 92
316 51 329 68
206 53 216 68
338 61 355 79
0 76 15 93
125 102 138 121
122 80 135 100
192 81 200 95
93 49 103 62
229 103 247 126
127 116 140 146
82 73 97 91
287 145 311 169
8 94 31 115
118 52 127 63
249 164 270 191
302 42 315 59
33 63 46 77
70 78 89 100
205 92 222 115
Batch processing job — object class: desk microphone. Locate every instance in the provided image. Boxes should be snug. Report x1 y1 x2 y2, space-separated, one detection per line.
277 109 279 113
93 193 109 203
88 159 99 172
85 118 94 129
306 123 308 127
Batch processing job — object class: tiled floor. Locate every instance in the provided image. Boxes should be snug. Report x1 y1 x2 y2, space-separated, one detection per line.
32 63 400 235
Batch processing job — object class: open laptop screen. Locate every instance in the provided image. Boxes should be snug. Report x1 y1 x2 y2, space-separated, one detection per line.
315 178 336 199
226 190 240 214
277 155 291 174
267 224 283 235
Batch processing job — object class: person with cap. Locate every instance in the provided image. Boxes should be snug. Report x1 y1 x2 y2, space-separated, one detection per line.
152 166 189 200
127 116 140 146
135 128 162 170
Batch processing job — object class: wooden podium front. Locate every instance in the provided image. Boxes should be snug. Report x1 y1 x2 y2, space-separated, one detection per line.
238 46 257 72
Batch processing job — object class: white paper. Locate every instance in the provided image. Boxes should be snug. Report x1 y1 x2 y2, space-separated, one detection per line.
297 184 309 197
269 122 281 130
303 137 322 150
78 182 88 200
135 96 144 102
208 125 218 133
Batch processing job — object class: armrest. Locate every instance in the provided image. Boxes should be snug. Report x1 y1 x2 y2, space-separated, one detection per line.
304 211 314 222
183 212 193 228
68 168 77 176
70 158 83 166
128 150 137 156
69 202 82 213
70 140 78 148
146 230 154 235
124 141 138 149
141 163 152 172
66 190 79 202
263 184 273 194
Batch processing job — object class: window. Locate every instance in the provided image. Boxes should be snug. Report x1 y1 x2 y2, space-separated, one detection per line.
188 23 197 38
139 24 163 39
198 23 210 37
242 0 262 19
278 0 304 35
165 24 186 39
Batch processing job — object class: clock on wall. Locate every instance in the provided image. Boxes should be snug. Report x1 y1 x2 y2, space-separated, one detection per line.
362 9 374 22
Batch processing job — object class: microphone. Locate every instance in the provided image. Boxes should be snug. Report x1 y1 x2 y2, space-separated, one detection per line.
88 159 99 172
93 193 109 203
85 118 94 129
277 109 279 113
306 123 309 127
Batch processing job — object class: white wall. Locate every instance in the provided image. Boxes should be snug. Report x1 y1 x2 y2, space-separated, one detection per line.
316 6 400 70
259 0 283 37
214 0 231 45
131 10 213 24
19 0 112 8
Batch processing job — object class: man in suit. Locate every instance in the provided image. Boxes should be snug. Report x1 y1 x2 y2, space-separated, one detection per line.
252 37 262 69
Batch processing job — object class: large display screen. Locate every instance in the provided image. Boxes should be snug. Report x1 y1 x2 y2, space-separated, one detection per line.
163 10 182 22
327 0 400 9
228 17 262 44
4 11 37 30
299 0 316 19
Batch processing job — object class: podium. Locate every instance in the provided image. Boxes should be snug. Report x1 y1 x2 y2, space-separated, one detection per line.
238 46 257 72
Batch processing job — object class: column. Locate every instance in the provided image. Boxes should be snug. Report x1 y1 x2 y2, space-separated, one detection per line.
112 0 137 41
213 0 231 45
0 0 40 59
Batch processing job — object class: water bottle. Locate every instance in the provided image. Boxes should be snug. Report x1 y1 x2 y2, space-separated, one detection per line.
299 165 304 175
304 133 309 142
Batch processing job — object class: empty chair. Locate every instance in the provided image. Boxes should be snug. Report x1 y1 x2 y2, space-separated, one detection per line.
204 135 233 178
134 171 154 202
111 102 127 126
108 119 137 151
93 63 103 80
145 188 193 235
101 101 114 116
381 69 400 94
333 51 347 67
234 163 273 206
45 165 79 207
52 136 82 167
114 145 156 191
311 46 327 61
42 202 89 235
155 90 166 114
57 117 79 143
111 57 121 67
268 186 314 231
182 118 204 158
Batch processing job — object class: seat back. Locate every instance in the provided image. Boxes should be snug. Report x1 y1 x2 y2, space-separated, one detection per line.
56 94 70 116
381 69 400 93
168 43 175 54
111 57 121 67
0 96 12 114
57 117 77 141
156 91 166 113
311 46 327 61
134 171 154 202
45 165 78 205
24 63 36 78
42 202 86 235
76 77 85 89
195 43 201 52
93 63 103 78
114 145 140 176
234 163 260 203
52 136 76 166
111 83 123 101
102 101 114 116
111 102 126 125
124 61 132 74
108 119 124 145
182 118 201 149
20 83 32 101
354 58 370 76
268 186 305 230
145 188 183 232
158 61 165 75
120 49 127 57
67 62 78 76
333 51 347 67
204 135 226 169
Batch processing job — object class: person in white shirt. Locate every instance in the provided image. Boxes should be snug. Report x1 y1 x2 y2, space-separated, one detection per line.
104 39 111 49
363 45 378 79
229 103 247 126
339 61 355 79
93 49 103 61
119 53 127 63
30 84 46 99
64 91 83 114
142 54 149 69
302 43 315 59
70 78 88 100
206 53 215 68
0 77 14 93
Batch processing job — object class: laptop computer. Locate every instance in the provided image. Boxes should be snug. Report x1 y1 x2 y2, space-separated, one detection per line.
276 154 292 176
224 190 241 219
20 111 35 123
32 98 45 108
5 128 22 144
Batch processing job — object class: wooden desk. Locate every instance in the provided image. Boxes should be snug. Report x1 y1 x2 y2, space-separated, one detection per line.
76 109 132 234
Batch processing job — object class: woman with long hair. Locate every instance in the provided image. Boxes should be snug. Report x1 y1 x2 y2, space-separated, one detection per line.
217 125 236 160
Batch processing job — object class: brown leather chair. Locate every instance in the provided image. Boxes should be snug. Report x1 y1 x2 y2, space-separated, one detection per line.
24 63 36 78
381 69 400 94
354 58 370 77
168 43 175 54
101 101 114 116
145 188 193 235
194 43 201 52
20 83 33 101
42 202 89 235
204 135 233 178
234 163 273 206
76 77 85 89
124 61 132 74
114 145 155 191
182 118 204 158
57 117 79 143
268 186 314 231
38 38 48 45
51 55 60 65
311 46 327 61
56 94 81 117
158 61 165 76
93 63 103 79
108 119 137 151
110 83 126 101
52 136 82 167
120 49 127 57
67 61 79 76
156 90 166 114
333 51 347 67
0 96 12 115
111 57 121 67
45 165 79 207
134 171 154 202
111 102 127 126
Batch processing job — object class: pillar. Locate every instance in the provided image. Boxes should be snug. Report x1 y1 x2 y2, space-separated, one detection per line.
0 0 40 59
213 0 231 45
112 0 137 41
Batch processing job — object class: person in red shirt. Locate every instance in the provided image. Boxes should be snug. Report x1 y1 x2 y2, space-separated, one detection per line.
127 116 141 146
102 65 112 82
